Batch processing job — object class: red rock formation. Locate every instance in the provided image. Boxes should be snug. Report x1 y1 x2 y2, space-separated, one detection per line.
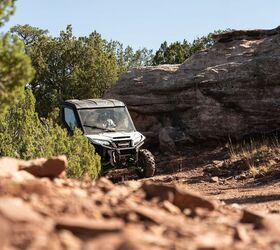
106 27 280 152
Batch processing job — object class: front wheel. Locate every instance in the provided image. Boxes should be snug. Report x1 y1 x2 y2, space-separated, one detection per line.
136 149 156 178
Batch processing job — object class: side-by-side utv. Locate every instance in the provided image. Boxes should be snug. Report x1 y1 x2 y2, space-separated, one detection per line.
61 99 156 177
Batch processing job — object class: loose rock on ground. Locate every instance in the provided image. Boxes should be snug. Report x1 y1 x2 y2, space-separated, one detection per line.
0 156 280 249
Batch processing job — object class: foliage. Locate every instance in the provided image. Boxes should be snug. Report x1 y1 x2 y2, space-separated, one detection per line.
0 90 101 179
0 4 34 114
10 24 48 46
106 40 153 73
10 25 118 116
0 0 15 27
152 40 190 65
152 30 229 65
0 1 100 179
11 25 154 117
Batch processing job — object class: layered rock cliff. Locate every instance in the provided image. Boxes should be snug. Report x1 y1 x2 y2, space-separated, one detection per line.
105 27 280 152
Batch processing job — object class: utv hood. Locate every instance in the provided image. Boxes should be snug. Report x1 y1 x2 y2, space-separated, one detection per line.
86 131 144 147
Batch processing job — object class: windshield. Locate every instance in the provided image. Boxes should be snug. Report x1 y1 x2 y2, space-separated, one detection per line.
79 107 135 134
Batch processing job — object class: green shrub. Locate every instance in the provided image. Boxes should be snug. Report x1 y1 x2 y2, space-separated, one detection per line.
0 90 101 179
0 33 34 114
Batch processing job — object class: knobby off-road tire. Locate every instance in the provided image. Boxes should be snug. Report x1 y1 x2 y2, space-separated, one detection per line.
137 149 156 178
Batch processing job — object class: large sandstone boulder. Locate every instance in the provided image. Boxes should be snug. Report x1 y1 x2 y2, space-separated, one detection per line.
105 27 280 152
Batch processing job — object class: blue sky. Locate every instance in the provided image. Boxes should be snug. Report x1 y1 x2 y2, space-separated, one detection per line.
2 0 280 50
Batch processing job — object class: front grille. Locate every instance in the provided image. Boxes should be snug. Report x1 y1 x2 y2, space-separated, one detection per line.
119 149 135 155
113 136 130 139
115 140 131 148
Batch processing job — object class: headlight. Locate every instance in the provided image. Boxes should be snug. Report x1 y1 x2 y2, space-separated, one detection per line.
133 136 143 146
92 139 110 146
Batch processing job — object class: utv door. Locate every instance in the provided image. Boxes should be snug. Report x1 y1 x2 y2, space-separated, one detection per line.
61 105 82 134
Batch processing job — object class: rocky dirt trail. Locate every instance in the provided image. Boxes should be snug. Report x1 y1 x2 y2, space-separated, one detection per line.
152 161 280 214
149 145 280 213
1 153 280 249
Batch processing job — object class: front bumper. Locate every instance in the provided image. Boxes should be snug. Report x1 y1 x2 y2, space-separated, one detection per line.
108 141 144 167
92 141 144 167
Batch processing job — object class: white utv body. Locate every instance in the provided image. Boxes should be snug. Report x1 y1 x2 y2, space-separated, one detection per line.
61 99 156 177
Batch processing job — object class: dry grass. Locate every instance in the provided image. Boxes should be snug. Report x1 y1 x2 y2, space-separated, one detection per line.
227 137 280 177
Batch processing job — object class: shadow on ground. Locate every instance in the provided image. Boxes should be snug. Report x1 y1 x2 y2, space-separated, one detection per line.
222 194 280 205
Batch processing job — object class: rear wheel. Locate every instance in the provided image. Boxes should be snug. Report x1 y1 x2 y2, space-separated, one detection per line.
136 149 156 178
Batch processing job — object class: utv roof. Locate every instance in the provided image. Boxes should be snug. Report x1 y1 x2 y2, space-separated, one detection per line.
63 99 126 109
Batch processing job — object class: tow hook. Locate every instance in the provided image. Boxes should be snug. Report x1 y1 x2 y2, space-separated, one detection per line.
112 151 116 164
